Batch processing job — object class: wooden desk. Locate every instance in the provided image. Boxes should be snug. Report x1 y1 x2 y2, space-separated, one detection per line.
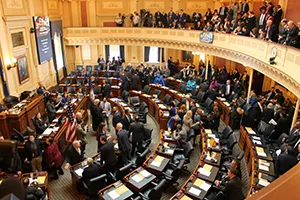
183 176 212 200
0 95 45 136
144 154 170 176
99 181 134 200
170 190 194 200
155 141 177 159
196 163 219 183
161 130 177 144
124 167 156 192
149 84 186 102
203 151 221 167
216 98 231 126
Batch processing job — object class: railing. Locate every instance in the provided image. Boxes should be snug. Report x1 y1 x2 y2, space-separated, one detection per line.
63 27 300 98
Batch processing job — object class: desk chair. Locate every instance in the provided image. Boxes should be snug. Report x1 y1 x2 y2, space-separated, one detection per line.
76 79 85 86
94 65 101 71
63 79 72 85
174 99 180 107
142 128 153 150
216 126 233 145
142 85 151 94
130 96 141 111
122 90 130 103
237 98 246 108
138 102 148 124
191 89 199 99
163 94 172 105
56 86 65 95
93 87 101 96
201 97 213 109
162 159 185 190
67 86 76 94
86 65 92 72
221 151 244 172
172 141 194 173
178 83 186 94
114 71 121 78
134 148 150 168
138 179 166 200
153 89 162 99
221 134 237 156
83 174 108 197
228 93 238 102
196 91 206 103
91 70 99 77
109 163 133 182
69 71 77 78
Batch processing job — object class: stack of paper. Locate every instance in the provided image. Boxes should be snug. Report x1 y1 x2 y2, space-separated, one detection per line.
198 168 211 177
259 164 269 171
258 179 270 187
200 182 211 191
131 174 143 183
165 149 174 155
194 178 205 187
115 185 128 195
139 170 151 178
253 140 262 145
151 161 161 167
108 190 120 199
205 129 212 134
189 187 201 196
256 147 267 157
246 127 256 135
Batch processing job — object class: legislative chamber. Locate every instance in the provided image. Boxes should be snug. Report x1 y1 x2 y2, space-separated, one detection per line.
0 0 300 200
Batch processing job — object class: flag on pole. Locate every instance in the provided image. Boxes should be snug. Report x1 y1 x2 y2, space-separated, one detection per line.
89 75 95 101
65 102 77 142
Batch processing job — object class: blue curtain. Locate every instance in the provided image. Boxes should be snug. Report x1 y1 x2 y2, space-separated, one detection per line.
144 46 150 62
105 45 110 61
0 59 9 96
119 45 125 61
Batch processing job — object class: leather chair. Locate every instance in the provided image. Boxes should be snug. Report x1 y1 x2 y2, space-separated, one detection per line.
142 128 153 149
91 70 99 77
64 79 71 85
109 162 133 181
76 79 85 86
130 96 141 111
139 179 166 200
178 83 186 94
114 71 120 78
69 71 77 78
196 91 206 103
142 85 151 94
138 102 148 124
3 96 19 109
201 97 213 109
134 148 150 168
237 98 246 108
86 65 92 72
228 93 238 102
216 126 233 145
83 174 108 197
94 65 101 71
56 86 65 95
221 134 238 156
153 89 162 99
163 94 172 105
162 160 185 190
191 89 199 99
174 99 180 107
67 86 76 94
122 90 130 103
172 141 194 173
243 103 252 113
221 150 244 172
93 87 101 96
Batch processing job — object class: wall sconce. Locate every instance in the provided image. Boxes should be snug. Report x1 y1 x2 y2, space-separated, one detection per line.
7 57 17 70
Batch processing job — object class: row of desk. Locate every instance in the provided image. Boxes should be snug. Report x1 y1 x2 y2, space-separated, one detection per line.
61 76 120 86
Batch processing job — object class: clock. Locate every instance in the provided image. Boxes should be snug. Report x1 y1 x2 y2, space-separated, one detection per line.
271 46 277 58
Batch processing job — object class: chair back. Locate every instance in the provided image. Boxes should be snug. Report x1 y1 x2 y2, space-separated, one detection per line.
67 86 76 94
130 96 140 108
116 163 132 181
174 99 180 107
143 85 151 94
237 98 246 108
178 83 186 94
222 126 233 139
122 90 129 102
204 97 213 108
171 160 185 181
91 71 99 77
94 65 100 71
143 128 153 141
86 65 92 72
184 141 194 160
70 71 77 77
196 91 205 103
153 89 162 98
148 179 166 200
56 86 64 94
227 134 238 150
88 174 107 196
93 87 101 95
191 89 198 98
76 79 85 86
163 94 172 105
214 191 226 200
136 148 150 167
228 93 238 102
139 102 147 112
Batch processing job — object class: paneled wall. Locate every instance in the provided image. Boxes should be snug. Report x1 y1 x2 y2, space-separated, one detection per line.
0 0 63 100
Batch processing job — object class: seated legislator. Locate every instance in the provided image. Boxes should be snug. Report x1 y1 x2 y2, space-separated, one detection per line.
214 159 241 187
22 177 44 200
46 99 56 123
82 158 101 187
33 112 48 135
167 115 181 132
214 167 244 200
153 72 165 86
64 140 85 169
186 77 197 93
275 146 298 177
172 124 187 148
55 95 64 110
100 136 117 173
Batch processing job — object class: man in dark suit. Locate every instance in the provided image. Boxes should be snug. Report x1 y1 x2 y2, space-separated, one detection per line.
46 99 56 123
275 146 298 177
281 122 300 148
284 21 299 47
168 56 176 76
129 115 145 156
90 99 103 132
221 80 232 99
101 80 111 99
273 5 283 29
24 134 43 172
215 168 244 200
167 115 181 132
64 140 85 169
112 106 122 132
122 109 132 130
206 88 218 101
266 19 278 42
120 71 129 91
257 8 267 30
116 123 131 166
33 112 47 135
131 73 140 90
241 0 249 14
249 97 265 129
22 177 44 200
200 81 209 92
219 3 228 21
232 78 243 96
82 158 101 187
100 136 117 172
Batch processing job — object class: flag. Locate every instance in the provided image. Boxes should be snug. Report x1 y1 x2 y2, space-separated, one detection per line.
65 102 77 142
89 75 95 101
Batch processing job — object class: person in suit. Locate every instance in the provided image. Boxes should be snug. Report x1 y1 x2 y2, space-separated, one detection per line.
257 8 267 30
100 97 111 132
100 136 117 172
120 71 129 91
249 97 265 129
96 122 112 153
281 122 300 148
167 115 181 132
76 118 88 152
241 0 249 14
278 19 288 44
207 88 219 101
200 81 209 92
116 123 131 166
273 5 283 29
112 106 122 132
219 3 228 21
261 103 275 123
64 140 85 169
265 87 276 101
231 68 240 81
101 80 111 99
22 178 44 200
46 99 56 123
90 99 103 132
284 21 299 47
45 137 64 179
232 78 243 96
122 109 132 131
129 115 145 156
273 111 290 139
33 112 47 135
214 167 244 200
221 80 232 99
230 107 244 130
192 9 202 28
82 158 101 187
265 19 278 42
24 134 43 172
275 146 298 177
131 73 140 90
172 124 187 148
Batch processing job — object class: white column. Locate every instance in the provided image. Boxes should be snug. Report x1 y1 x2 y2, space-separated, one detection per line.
159 47 163 69
246 68 254 104
291 99 300 131
205 55 209 80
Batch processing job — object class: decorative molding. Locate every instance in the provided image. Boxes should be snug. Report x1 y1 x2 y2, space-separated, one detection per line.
144 1 165 9
63 28 300 98
186 2 206 10
48 0 58 9
102 2 123 9
6 0 23 9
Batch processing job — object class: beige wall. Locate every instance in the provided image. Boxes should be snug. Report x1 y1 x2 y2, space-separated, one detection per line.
0 0 64 100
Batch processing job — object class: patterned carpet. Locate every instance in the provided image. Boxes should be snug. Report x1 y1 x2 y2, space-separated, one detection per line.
48 112 206 200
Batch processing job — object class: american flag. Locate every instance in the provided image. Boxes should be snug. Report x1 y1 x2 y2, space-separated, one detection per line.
65 102 77 142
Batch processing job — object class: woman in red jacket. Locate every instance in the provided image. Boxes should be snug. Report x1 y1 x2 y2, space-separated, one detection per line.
45 137 64 179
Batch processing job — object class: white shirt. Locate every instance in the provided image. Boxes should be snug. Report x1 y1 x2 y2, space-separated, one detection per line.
133 15 140 25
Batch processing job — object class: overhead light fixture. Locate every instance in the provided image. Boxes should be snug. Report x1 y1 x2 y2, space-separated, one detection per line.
7 57 17 70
